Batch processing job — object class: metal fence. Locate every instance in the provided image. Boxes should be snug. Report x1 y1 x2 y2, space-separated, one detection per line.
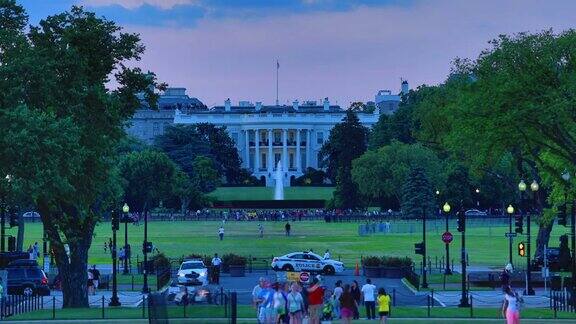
0 295 44 320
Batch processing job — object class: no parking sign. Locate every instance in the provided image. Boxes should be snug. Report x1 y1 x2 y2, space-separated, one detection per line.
299 272 310 283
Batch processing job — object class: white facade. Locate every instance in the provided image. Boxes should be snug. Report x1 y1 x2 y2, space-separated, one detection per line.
174 100 380 187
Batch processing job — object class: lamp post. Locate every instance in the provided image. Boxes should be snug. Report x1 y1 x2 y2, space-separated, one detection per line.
142 209 149 293
109 210 121 306
457 207 470 307
443 202 452 275
122 203 130 275
562 171 575 297
1 175 13 252
506 204 514 267
421 204 428 289
475 188 480 207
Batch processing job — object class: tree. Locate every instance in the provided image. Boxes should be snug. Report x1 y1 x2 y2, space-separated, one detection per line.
196 123 243 184
118 150 181 214
0 3 162 307
320 110 368 208
155 124 210 177
401 168 436 219
352 141 446 208
192 155 220 193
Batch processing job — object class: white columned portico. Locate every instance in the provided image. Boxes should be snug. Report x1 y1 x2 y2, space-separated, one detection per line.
306 129 311 169
296 129 302 173
245 130 250 169
282 129 288 172
255 129 260 171
267 129 273 173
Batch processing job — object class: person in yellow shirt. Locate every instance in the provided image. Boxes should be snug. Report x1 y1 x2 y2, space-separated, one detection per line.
377 287 391 324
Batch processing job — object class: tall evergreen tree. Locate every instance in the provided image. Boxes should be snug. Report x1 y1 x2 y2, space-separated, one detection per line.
401 168 436 219
320 110 368 208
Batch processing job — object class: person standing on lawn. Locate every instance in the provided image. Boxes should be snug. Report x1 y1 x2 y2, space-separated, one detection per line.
218 226 225 241
350 280 361 319
361 278 377 320
90 265 101 293
285 222 291 236
338 284 357 324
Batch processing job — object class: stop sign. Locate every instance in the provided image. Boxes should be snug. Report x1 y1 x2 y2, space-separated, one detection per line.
442 231 453 244
299 272 310 282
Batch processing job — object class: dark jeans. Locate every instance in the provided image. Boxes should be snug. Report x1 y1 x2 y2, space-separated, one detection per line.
219 233 224 241
212 266 220 284
365 301 376 319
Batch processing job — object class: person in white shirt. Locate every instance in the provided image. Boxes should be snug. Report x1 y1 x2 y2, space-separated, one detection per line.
323 249 331 260
361 278 377 320
333 280 343 319
211 253 222 284
218 226 225 241
252 277 266 319
502 286 521 324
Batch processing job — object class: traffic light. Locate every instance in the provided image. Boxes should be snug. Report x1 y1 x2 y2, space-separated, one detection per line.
456 211 465 232
518 242 526 257
414 241 425 255
143 241 153 254
111 210 119 231
9 212 18 227
514 214 523 233
557 204 568 226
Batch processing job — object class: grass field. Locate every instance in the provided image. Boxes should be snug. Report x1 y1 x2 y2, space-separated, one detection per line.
9 220 571 267
208 187 334 201
9 305 576 321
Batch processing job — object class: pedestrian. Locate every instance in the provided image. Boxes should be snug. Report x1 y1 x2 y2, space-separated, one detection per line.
350 280 361 319
257 280 275 324
502 286 521 324
27 245 33 260
323 249 330 260
33 242 39 260
332 280 343 319
285 222 291 236
253 277 266 319
90 265 101 294
287 282 304 324
259 223 264 238
500 263 513 290
104 241 108 253
361 278 377 320
211 253 222 284
307 277 324 324
377 287 391 324
218 226 225 241
338 284 357 324
273 282 287 324
87 270 94 295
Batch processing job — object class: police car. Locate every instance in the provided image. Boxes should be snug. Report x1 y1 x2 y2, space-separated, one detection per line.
177 260 208 286
271 252 345 275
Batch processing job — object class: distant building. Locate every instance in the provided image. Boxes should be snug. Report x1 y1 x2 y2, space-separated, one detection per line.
374 80 409 115
126 88 205 144
174 98 379 186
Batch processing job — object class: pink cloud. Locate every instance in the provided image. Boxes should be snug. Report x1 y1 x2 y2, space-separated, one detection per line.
122 0 576 107
82 0 197 10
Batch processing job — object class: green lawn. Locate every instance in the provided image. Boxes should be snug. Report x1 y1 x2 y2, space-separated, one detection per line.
8 305 576 321
8 220 572 268
208 187 334 201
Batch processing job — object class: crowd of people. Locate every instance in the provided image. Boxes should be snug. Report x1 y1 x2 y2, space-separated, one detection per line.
252 277 391 324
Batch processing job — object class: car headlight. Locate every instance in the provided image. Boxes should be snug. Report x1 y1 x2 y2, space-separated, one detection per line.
178 273 185 277
199 272 207 277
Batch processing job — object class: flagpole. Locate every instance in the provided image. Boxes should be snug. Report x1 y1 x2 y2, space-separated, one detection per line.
276 59 279 106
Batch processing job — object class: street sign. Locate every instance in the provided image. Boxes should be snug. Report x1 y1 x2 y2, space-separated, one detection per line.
442 231 453 244
505 232 518 238
299 272 310 283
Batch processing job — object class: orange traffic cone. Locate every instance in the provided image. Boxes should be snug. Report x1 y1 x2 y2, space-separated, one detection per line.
354 263 360 276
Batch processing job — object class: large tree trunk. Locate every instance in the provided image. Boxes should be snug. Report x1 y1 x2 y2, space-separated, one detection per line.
38 200 93 308
16 212 24 252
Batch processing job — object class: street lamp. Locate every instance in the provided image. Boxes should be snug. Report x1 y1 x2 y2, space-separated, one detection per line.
506 204 514 267
457 206 470 307
443 202 452 275
561 171 576 298
475 188 480 207
122 203 130 275
520 179 536 295
109 210 121 306
1 175 13 252
142 209 149 293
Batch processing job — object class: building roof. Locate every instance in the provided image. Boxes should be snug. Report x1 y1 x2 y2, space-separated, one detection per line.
190 104 356 114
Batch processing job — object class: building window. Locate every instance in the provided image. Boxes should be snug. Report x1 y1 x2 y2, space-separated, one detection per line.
275 153 281 167
289 153 294 169
289 131 295 142
317 132 324 145
262 153 267 169
153 122 159 136
274 131 281 143
249 153 255 169
249 131 255 143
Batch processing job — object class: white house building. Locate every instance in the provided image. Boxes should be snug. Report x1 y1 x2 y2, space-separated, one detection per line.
174 98 384 187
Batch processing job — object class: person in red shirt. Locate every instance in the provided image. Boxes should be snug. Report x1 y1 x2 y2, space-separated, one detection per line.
307 277 324 324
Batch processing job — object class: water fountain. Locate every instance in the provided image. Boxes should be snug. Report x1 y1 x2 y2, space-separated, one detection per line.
274 160 284 200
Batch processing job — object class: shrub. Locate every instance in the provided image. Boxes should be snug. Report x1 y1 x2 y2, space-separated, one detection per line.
151 253 170 270
222 253 247 272
362 256 382 267
381 256 412 268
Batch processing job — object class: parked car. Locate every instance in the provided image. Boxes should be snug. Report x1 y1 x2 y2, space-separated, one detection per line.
532 247 562 270
177 260 208 286
271 251 345 275
465 209 487 217
6 265 50 296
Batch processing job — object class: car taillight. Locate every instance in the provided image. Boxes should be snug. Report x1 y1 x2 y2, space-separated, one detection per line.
41 277 48 285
